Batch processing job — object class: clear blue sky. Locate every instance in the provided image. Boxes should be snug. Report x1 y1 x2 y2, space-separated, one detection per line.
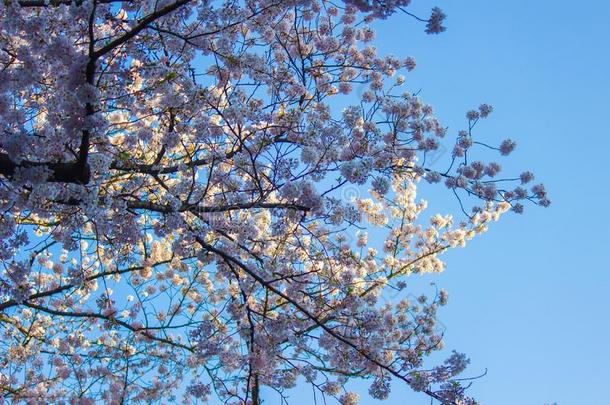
262 1 610 404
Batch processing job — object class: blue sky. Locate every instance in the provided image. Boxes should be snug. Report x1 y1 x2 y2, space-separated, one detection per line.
261 1 610 404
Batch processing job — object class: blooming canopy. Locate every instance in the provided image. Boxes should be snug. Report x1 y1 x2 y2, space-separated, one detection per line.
0 0 548 404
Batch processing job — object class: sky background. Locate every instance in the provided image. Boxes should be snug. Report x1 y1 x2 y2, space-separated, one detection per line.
261 0 610 404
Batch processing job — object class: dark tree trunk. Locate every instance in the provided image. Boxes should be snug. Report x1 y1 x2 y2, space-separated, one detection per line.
0 153 90 184
251 374 260 405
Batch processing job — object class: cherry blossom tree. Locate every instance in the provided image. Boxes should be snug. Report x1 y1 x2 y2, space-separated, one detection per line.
0 0 549 404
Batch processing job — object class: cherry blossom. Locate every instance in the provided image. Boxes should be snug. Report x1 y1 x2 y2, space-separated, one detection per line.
0 1 547 404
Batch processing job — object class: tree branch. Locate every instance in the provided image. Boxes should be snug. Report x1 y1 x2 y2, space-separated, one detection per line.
0 153 90 184
93 0 193 60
